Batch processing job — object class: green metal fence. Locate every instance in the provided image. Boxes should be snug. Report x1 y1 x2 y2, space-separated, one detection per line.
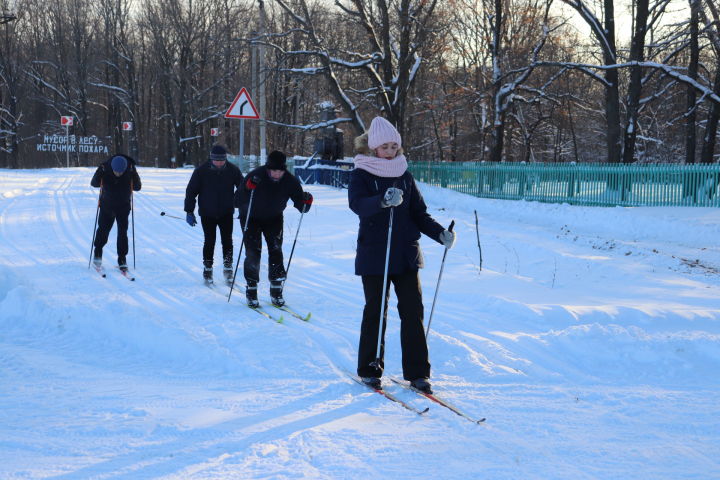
408 162 720 207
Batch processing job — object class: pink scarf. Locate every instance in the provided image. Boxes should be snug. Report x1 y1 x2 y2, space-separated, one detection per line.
353 154 408 178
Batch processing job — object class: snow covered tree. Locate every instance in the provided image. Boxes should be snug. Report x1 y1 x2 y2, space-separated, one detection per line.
0 0 25 168
271 0 441 138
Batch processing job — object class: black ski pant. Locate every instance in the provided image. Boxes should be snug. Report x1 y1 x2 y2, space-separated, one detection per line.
357 270 430 381
94 205 130 264
200 213 234 268
241 215 286 285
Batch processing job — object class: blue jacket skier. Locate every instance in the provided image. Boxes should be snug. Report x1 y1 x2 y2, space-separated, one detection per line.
91 154 141 271
184 145 244 284
348 117 455 394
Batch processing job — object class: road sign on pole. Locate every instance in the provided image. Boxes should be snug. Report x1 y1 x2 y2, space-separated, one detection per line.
225 88 260 119
122 122 133 131
60 116 73 167
210 128 221 136
225 88 260 161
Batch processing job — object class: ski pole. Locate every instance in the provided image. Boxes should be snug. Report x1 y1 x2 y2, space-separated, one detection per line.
131 182 136 269
87 188 102 268
228 189 256 302
160 211 185 220
475 210 482 272
283 204 307 282
371 206 394 369
425 220 455 340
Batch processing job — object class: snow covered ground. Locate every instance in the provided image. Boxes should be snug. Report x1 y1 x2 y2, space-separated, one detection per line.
1 167 719 479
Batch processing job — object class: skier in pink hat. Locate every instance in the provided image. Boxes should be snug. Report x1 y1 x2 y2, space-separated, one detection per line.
348 116 456 394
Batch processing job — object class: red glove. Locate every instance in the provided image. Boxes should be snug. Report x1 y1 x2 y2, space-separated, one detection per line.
246 175 260 190
302 191 313 205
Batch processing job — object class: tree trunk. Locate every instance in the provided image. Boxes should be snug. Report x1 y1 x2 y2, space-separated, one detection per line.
603 0 622 164
622 0 649 164
685 0 699 166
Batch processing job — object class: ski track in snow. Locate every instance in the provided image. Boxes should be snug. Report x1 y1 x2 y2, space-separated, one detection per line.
1 167 719 479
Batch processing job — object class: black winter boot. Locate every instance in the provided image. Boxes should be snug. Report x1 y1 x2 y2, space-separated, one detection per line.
118 256 128 272
270 281 285 307
246 283 259 308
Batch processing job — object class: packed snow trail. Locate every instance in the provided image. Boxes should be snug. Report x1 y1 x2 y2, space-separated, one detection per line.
1 167 719 479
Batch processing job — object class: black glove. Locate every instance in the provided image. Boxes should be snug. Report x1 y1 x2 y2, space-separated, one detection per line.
302 191 313 205
186 212 197 227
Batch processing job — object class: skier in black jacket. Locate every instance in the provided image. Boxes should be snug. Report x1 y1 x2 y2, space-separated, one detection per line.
184 145 244 284
235 150 313 307
91 154 142 271
348 117 456 394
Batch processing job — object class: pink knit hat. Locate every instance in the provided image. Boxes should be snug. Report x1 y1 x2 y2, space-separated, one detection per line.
367 117 402 150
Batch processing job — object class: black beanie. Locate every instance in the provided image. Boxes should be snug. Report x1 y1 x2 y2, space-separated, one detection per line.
209 145 228 161
266 150 287 170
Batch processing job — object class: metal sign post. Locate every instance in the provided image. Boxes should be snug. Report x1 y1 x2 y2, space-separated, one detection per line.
122 122 133 155
60 116 73 168
66 123 70 167
225 87 260 162
239 119 245 159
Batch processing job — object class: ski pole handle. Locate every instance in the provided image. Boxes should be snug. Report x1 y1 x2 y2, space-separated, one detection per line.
448 220 455 232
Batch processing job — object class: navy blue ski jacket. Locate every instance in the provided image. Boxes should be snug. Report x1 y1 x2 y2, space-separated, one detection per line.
235 166 307 221
348 168 445 276
184 160 243 218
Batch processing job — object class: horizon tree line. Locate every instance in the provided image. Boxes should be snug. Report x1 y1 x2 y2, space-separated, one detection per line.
2 0 720 169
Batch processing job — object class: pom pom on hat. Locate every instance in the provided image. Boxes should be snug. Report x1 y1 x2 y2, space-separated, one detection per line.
111 155 127 173
266 150 287 170
367 117 402 150
209 145 228 161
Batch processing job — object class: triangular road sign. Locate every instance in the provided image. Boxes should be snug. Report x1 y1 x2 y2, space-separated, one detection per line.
225 88 260 119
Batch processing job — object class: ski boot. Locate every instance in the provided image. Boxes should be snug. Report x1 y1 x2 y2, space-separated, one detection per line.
361 377 382 389
246 283 259 308
223 267 233 285
118 256 128 273
270 280 285 307
223 255 233 285
92 252 102 268
410 377 433 394
203 266 213 284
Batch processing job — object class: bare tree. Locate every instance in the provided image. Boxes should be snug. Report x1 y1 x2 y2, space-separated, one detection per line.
271 0 441 138
0 0 26 167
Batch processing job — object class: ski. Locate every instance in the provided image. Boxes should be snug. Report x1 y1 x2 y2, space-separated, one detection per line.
346 372 428 415
247 305 284 324
267 302 311 322
390 378 485 423
92 264 106 278
117 267 135 281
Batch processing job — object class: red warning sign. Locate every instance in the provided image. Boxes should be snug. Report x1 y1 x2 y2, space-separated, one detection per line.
225 88 260 119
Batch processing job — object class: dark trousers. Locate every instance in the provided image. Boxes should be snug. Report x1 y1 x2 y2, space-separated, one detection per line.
200 213 234 268
241 215 286 285
357 270 430 381
94 206 130 263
